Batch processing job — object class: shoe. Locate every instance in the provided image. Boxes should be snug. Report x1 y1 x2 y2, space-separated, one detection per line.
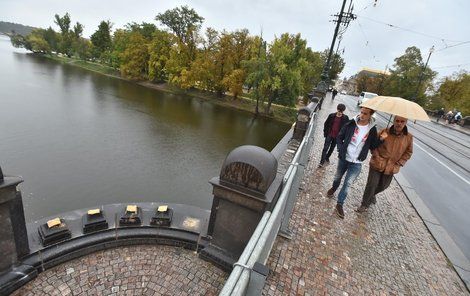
327 188 335 198
355 205 368 213
371 196 377 204
335 204 344 219
318 162 324 168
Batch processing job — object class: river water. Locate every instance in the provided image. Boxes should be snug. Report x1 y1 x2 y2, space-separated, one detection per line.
0 35 290 222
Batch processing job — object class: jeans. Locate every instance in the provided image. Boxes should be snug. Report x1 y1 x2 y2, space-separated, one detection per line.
360 167 393 207
331 158 362 205
320 136 337 163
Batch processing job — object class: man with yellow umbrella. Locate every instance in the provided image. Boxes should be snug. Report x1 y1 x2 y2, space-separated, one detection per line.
355 96 429 212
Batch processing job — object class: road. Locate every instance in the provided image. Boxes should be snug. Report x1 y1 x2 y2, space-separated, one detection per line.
339 94 470 261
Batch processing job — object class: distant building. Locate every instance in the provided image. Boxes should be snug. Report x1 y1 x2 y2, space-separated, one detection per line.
356 67 390 78
339 67 390 95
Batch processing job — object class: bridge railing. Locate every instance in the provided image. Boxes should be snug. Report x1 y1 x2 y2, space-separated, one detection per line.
219 102 318 296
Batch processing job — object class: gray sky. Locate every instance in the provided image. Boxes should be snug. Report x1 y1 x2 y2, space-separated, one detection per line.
1 0 469 80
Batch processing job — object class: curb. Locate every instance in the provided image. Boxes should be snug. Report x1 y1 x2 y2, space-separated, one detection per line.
394 172 470 292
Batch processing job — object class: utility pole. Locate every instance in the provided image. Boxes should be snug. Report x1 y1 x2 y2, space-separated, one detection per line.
311 0 356 103
321 0 356 81
412 45 434 102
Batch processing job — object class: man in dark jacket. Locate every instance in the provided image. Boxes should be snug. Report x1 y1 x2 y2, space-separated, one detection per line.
332 89 338 100
319 103 349 167
327 107 379 219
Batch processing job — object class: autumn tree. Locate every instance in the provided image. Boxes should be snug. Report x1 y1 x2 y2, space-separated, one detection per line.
119 32 149 79
148 29 174 82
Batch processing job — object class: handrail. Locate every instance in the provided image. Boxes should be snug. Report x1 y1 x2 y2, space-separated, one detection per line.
219 103 318 295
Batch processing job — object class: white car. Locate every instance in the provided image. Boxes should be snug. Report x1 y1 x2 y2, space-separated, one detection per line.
357 91 378 106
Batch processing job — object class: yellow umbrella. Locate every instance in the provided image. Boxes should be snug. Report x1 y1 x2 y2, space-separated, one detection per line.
360 96 430 122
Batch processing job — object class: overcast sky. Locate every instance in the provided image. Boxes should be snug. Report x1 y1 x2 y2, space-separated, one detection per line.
1 0 469 79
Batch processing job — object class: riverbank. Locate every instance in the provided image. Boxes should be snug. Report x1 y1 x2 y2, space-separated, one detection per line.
43 54 297 124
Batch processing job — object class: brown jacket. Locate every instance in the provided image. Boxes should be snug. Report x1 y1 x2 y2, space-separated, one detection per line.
370 125 413 175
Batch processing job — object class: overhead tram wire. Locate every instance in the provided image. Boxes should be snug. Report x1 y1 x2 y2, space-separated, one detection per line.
433 62 470 69
356 19 379 63
434 40 470 52
355 14 467 44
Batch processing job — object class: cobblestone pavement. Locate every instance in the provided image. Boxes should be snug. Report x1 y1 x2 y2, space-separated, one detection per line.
12 245 227 296
263 97 469 295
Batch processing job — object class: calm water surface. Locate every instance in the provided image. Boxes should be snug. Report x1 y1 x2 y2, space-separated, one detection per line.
0 36 290 222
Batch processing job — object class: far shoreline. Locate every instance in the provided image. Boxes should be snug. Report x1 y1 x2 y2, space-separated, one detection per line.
38 53 298 124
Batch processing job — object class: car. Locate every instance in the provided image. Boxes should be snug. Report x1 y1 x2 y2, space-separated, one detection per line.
357 91 378 106
340 90 347 95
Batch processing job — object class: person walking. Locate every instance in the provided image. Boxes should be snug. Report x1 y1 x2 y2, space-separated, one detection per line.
454 111 462 124
332 89 338 100
436 108 444 123
319 103 349 167
446 110 454 124
326 107 379 219
356 115 413 212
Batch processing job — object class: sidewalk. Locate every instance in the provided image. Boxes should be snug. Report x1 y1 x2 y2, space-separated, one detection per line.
429 116 470 136
263 97 469 295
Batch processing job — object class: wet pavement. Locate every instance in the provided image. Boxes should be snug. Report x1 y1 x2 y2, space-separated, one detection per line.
10 95 469 296
263 96 468 295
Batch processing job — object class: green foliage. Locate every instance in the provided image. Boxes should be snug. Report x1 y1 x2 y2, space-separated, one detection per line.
148 29 174 82
126 22 157 40
109 29 129 68
43 27 59 52
119 32 149 80
10 33 28 48
13 6 352 116
91 21 113 60
433 71 470 115
54 13 71 35
155 5 204 44
384 46 436 105
156 6 204 61
73 22 83 39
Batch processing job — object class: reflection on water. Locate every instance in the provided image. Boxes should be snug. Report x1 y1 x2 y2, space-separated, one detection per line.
0 36 290 222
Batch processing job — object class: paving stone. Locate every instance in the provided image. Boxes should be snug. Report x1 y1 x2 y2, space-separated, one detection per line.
12 245 227 295
262 96 468 295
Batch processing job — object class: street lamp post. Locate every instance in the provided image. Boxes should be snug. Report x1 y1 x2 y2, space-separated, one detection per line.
412 45 434 102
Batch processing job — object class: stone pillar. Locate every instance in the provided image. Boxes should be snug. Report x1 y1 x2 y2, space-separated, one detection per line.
292 107 312 141
200 146 282 270
0 167 29 272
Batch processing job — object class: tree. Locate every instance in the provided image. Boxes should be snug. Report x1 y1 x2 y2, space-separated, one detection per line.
184 28 219 91
119 32 149 80
125 22 157 40
72 22 83 39
155 5 204 61
243 36 268 115
54 13 71 35
155 5 204 45
384 46 436 105
300 48 322 98
91 20 113 60
43 27 59 52
433 71 470 115
54 13 73 56
148 29 174 82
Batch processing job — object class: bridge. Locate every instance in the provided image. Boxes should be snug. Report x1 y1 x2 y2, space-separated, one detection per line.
1 94 468 295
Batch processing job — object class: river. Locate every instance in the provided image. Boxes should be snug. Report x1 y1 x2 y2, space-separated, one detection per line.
0 35 290 222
